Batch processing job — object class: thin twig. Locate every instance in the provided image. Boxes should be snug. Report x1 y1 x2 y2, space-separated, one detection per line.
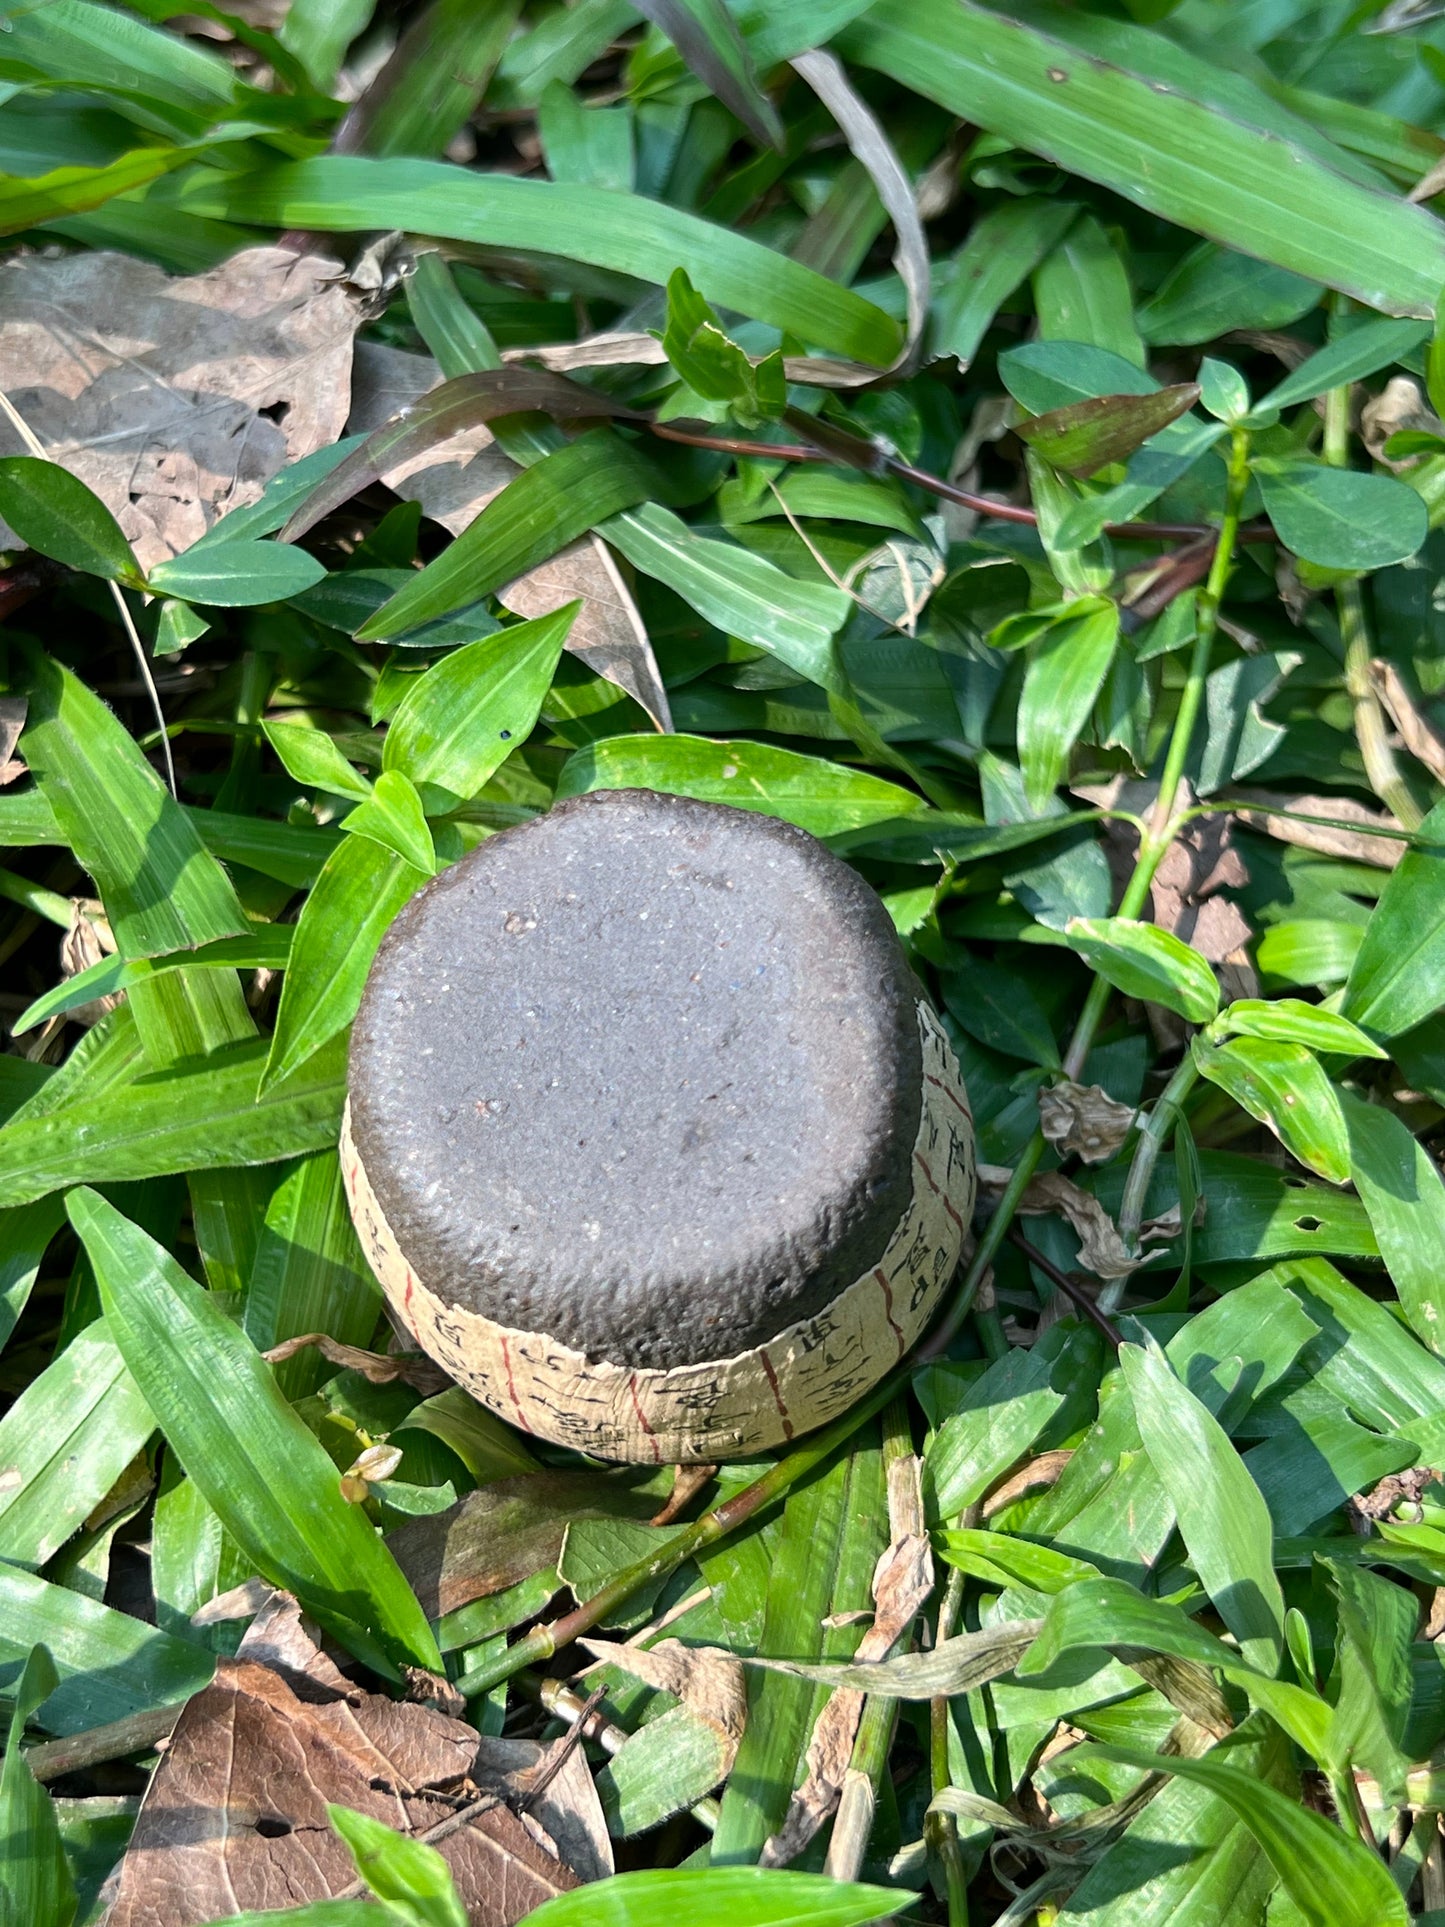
1008 1229 1124 1347
0 389 177 798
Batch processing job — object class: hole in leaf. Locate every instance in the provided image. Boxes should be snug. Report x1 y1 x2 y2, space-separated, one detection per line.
256 1815 293 1838
1293 1216 1323 1233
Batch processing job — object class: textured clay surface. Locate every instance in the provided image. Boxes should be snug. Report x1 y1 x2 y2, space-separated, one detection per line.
348 788 923 1370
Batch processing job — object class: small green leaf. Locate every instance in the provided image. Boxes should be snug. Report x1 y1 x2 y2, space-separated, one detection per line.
520 1868 910 1927
153 598 210 659
147 540 327 606
1064 916 1220 1023
340 770 438 875
555 733 924 836
382 606 576 804
1217 998 1387 1059
0 1646 76 1927
1196 357 1250 423
1018 596 1119 808
660 267 786 427
0 456 141 584
68 1187 440 1676
1073 1742 1408 1927
1193 1034 1350 1183
263 838 428 1092
1015 383 1199 476
1253 460 1428 571
1342 799 1445 1039
264 720 374 802
327 1807 466 1927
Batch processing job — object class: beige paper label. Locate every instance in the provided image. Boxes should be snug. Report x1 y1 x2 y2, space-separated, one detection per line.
342 1001 974 1463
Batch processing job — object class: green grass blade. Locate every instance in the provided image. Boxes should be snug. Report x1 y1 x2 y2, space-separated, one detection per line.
170 156 903 364
69 1188 441 1674
844 0 1445 318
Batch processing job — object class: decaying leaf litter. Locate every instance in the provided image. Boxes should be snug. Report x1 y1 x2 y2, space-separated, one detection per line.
14 0 1445 1922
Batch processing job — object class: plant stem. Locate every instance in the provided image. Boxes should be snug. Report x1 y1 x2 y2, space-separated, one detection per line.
1116 1054 1202 1256
926 1565 970 1927
939 426 1254 1329
1323 374 1422 829
460 1367 905 1697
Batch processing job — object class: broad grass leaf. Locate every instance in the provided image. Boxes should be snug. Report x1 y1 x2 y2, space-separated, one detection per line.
243 1151 384 1397
0 1318 153 1571
1322 1556 1416 1803
340 770 438 876
0 1037 344 1206
843 0 1445 319
712 1441 885 1864
146 538 326 605
520 1867 910 1927
1219 999 1386 1059
538 81 635 191
1192 1035 1351 1184
1017 597 1119 808
1033 210 1146 366
1342 1089 1445 1354
1254 316 1432 415
0 456 140 583
1253 462 1428 571
941 955 1060 1067
1074 1741 1408 1927
382 607 575 802
1120 1341 1285 1673
635 0 781 149
357 435 660 639
1138 241 1320 345
924 1341 1068 1520
556 733 924 835
69 1188 441 1674
1020 1577 1330 1757
601 504 851 684
263 838 428 1092
933 197 1078 369
1065 916 1220 1023
339 0 522 160
13 929 294 1037
0 1558 214 1734
172 157 904 366
1343 800 1445 1039
0 1647 76 1927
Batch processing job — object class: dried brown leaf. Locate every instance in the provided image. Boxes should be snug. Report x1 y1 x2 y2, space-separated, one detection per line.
386 1469 660 1618
0 695 25 785
0 248 359 571
1360 375 1442 463
471 1735 614 1885
979 1166 1138 1280
346 342 671 728
261 1331 450 1394
105 1611 577 1926
1037 1081 1137 1164
1369 657 1445 783
1228 787 1405 869
577 1638 747 1747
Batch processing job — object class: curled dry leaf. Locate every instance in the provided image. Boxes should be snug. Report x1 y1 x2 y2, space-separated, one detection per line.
57 897 120 1030
577 1637 747 1749
978 1165 1138 1280
347 341 672 729
1037 1080 1138 1164
261 1330 451 1394
1228 786 1406 869
0 248 359 572
0 694 25 785
1369 657 1445 783
104 1592 577 1927
1360 375 1443 463
761 1454 934 1867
